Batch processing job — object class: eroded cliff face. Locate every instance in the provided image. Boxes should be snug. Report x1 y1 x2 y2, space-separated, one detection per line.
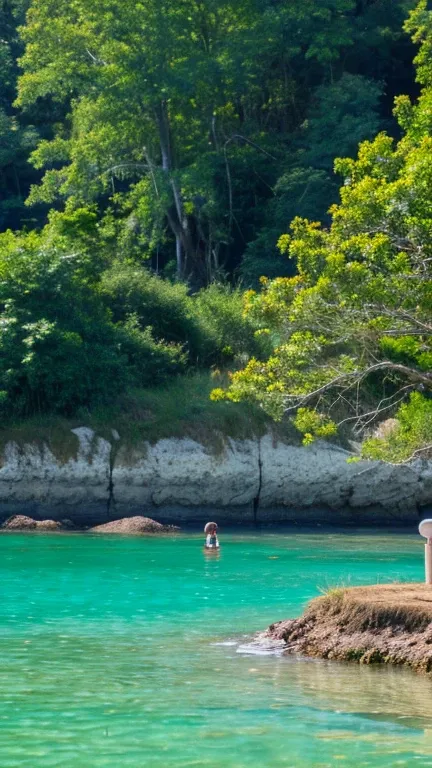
0 428 431 525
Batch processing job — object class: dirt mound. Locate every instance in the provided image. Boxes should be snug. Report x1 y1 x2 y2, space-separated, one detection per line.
265 583 432 676
2 515 63 531
90 516 178 534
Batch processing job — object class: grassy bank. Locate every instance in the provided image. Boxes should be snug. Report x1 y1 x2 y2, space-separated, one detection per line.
0 372 301 462
266 584 432 675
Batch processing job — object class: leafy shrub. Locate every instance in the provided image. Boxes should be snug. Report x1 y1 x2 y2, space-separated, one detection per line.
362 393 432 463
101 264 269 366
115 317 187 387
100 263 204 358
0 234 185 416
0 232 269 417
192 283 271 364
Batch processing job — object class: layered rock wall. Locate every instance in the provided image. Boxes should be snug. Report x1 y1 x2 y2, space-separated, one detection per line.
0 428 431 525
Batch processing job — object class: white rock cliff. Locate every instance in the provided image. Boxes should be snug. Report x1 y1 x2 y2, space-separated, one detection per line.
0 428 431 524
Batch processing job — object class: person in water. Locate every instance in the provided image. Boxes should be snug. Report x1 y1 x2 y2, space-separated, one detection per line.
204 522 219 549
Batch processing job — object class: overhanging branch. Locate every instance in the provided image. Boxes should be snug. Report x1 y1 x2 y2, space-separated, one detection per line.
283 361 432 414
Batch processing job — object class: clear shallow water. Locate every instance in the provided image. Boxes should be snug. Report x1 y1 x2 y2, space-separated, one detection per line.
1 530 432 768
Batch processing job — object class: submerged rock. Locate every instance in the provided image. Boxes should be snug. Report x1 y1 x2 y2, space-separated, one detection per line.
90 516 178 534
2 514 62 531
265 584 432 676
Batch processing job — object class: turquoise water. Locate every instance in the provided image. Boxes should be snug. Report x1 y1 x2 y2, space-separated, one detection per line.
1 530 432 768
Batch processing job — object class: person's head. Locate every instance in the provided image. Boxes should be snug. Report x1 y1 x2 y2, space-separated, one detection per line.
204 522 218 535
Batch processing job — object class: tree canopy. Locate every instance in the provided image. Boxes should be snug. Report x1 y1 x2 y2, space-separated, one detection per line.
14 0 416 284
213 0 432 462
0 0 431 465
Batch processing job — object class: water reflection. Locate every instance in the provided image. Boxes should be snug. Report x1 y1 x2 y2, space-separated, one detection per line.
203 547 221 560
267 653 432 724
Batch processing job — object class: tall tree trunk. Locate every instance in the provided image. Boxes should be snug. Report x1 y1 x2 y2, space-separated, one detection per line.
156 100 172 172
155 100 197 282
175 236 182 278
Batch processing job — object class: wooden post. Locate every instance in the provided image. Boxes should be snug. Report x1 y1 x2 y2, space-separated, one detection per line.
426 540 432 585
418 521 432 583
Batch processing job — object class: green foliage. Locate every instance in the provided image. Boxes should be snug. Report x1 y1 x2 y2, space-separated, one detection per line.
100 263 203 356
240 168 337 287
293 408 337 445
216 4 432 462
101 263 267 365
193 284 271 363
240 74 384 286
0 230 186 416
0 213 264 416
13 0 417 283
112 318 187 388
300 74 384 172
0 0 427 432
362 393 432 462
0 0 43 229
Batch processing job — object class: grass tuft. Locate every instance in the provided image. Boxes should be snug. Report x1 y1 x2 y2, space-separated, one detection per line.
309 584 432 634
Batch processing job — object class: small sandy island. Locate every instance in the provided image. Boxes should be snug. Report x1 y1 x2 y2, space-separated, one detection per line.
0 514 178 534
264 584 432 676
1 515 67 531
90 516 179 534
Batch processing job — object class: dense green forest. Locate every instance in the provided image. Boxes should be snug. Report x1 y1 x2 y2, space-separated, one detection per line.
0 0 431 461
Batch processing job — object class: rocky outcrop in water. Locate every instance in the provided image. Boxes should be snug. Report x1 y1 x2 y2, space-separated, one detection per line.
0 427 431 525
90 516 178 534
2 514 63 531
265 584 432 676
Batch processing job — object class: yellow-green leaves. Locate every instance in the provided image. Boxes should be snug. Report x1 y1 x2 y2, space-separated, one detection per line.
293 408 337 445
216 2 432 461
362 392 432 463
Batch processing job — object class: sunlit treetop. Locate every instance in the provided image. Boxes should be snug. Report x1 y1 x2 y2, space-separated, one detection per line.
213 1 432 463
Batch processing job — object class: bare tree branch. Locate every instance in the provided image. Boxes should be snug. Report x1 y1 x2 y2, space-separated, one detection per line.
86 49 108 66
103 163 149 176
391 445 432 465
337 386 414 430
283 361 432 414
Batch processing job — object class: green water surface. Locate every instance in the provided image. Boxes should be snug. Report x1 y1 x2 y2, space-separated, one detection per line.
1 530 431 768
